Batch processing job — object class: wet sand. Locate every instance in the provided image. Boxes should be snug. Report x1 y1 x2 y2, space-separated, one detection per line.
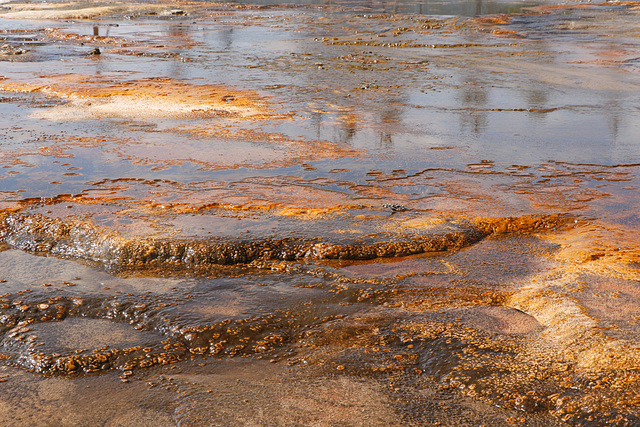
2 0 640 425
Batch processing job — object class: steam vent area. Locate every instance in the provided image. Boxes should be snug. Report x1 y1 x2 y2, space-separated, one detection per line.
2 0 640 425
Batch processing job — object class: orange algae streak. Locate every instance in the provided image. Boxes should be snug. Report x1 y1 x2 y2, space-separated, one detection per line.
170 181 364 213
542 222 640 278
0 75 274 121
472 214 574 235
44 28 132 46
12 178 365 219
0 75 363 167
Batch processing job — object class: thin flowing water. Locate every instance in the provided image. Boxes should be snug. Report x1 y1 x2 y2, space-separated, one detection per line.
1 0 640 425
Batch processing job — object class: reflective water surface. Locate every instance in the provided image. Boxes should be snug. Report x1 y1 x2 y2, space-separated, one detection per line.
1 0 640 425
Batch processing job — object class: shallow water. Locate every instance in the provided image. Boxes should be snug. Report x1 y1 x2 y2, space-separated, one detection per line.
1 0 640 425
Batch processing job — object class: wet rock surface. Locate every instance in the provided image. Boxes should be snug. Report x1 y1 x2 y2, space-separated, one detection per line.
0 210 569 273
0 211 488 267
1 0 640 425
0 233 637 424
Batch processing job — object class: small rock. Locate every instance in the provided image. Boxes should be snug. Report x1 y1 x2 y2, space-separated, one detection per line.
383 203 407 212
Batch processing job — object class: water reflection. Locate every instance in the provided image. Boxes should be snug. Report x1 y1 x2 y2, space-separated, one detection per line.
218 27 235 51
337 112 358 144
457 76 488 134
229 0 542 16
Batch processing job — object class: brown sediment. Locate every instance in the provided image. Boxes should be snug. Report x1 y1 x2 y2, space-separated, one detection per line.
324 239 640 425
394 282 511 311
394 302 640 424
1 216 639 424
0 293 177 375
0 364 179 425
317 232 640 424
0 296 252 375
419 227 640 420
0 279 362 377
300 306 566 422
